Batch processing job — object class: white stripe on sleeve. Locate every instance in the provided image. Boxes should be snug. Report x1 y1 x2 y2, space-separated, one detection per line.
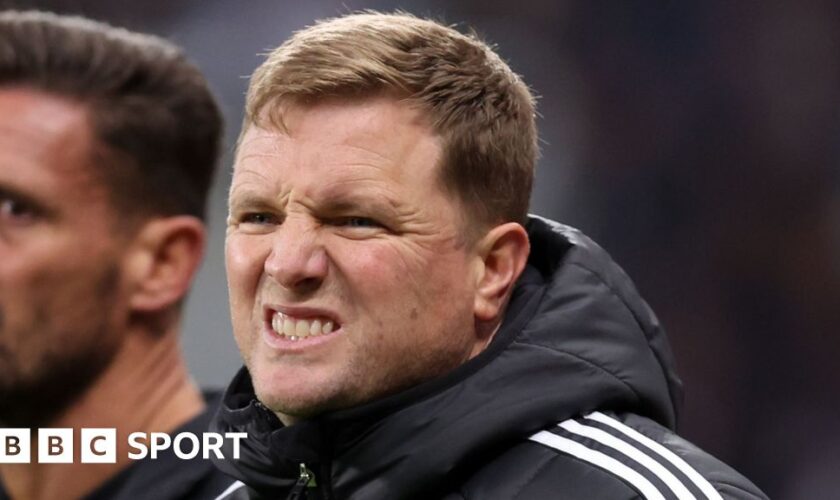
560 419 696 500
529 430 666 500
585 412 723 500
214 480 246 500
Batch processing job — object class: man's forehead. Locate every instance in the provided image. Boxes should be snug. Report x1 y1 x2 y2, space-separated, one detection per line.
229 98 456 225
0 87 88 131
235 127 286 158
241 96 435 149
0 88 107 199
0 89 91 158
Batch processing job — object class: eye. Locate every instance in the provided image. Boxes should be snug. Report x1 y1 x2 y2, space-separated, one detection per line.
331 216 388 238
342 217 380 228
228 210 282 234
0 196 38 224
240 212 279 225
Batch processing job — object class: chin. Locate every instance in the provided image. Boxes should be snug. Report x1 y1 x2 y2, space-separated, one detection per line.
256 392 332 423
253 370 322 416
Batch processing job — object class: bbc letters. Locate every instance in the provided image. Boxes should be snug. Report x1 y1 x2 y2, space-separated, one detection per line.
0 428 247 463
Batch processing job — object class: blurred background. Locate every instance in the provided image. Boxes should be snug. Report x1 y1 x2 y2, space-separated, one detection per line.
3 1 838 497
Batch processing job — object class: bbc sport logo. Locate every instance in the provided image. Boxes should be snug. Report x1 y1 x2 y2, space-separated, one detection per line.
0 428 247 463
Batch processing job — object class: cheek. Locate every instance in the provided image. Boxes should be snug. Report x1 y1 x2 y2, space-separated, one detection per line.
225 235 268 299
14 253 110 304
333 241 424 297
6 254 121 333
335 240 471 312
225 237 267 349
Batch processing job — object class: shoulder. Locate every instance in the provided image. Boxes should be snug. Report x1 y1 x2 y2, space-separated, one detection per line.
85 393 241 500
454 412 768 500
82 454 241 500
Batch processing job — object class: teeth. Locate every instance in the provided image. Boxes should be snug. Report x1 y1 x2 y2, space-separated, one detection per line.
295 320 310 337
271 312 337 339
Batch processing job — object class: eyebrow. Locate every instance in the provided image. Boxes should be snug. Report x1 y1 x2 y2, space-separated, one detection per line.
317 193 404 217
228 185 407 220
227 190 276 211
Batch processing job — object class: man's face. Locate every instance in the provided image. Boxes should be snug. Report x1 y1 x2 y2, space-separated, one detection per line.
0 88 128 426
227 97 485 421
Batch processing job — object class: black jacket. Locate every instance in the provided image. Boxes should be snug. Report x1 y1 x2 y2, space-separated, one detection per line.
211 216 767 499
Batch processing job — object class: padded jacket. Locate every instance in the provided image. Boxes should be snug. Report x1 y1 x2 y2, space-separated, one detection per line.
211 216 768 499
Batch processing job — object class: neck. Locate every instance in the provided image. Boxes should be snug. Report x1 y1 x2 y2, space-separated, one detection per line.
0 326 204 500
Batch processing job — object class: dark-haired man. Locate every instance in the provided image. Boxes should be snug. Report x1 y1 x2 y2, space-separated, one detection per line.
212 12 768 499
0 10 235 500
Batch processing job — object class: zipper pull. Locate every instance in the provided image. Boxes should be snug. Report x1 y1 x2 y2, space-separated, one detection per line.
286 463 313 500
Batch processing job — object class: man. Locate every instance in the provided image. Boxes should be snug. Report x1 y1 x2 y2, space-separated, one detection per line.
212 12 768 499
0 11 236 500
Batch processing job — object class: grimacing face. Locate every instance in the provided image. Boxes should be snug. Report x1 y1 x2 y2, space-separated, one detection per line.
226 96 490 422
0 88 129 427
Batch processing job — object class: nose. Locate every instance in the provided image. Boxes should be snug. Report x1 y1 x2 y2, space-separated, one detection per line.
264 218 328 294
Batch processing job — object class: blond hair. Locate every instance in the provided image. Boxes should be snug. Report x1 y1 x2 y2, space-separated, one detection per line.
245 12 537 227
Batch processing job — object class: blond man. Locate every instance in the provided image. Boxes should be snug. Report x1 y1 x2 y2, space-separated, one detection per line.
212 12 767 500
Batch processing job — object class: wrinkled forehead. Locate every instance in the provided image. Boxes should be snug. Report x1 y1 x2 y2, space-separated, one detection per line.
233 96 444 187
238 93 432 152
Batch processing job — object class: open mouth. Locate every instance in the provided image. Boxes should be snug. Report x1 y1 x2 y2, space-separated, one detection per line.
266 309 341 342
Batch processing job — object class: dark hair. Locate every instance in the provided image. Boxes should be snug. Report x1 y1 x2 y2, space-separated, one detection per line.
0 10 222 220
246 12 537 230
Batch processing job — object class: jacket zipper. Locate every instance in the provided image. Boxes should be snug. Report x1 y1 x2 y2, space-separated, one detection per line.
286 463 313 500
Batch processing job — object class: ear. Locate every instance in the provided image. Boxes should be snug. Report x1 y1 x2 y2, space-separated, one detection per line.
473 222 530 322
124 216 206 312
